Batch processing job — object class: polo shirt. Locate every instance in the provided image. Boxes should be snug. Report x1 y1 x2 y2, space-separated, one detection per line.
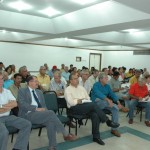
129 83 148 98
129 76 138 85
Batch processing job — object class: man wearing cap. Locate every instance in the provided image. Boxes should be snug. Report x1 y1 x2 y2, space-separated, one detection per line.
129 69 141 85
48 66 57 79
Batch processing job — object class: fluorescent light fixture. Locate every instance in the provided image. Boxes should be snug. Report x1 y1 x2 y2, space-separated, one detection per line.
8 1 32 11
0 30 6 33
122 29 140 33
39 7 61 17
71 0 97 5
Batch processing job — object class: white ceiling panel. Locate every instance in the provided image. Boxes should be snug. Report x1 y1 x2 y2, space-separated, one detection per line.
0 0 150 50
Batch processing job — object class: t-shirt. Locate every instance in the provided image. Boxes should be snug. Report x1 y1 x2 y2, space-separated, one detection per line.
0 88 16 117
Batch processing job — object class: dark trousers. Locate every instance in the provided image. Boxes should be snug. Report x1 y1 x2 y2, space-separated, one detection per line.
70 102 107 138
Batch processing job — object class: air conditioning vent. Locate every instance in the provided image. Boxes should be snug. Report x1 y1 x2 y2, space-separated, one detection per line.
133 50 150 55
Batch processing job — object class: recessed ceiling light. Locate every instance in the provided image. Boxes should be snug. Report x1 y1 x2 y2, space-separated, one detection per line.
39 7 61 17
122 29 140 33
8 1 32 11
71 0 97 5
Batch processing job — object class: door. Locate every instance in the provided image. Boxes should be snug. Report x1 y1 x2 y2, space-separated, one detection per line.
89 53 101 71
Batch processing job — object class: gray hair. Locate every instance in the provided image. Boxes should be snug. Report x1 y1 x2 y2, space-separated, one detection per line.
53 71 61 77
138 77 146 83
19 66 27 73
98 72 107 80
81 69 89 75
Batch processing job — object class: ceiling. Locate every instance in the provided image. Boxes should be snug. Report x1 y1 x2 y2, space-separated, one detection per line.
1 0 150 51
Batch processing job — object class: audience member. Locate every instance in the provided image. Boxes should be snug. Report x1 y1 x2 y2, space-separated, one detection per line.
9 73 27 99
37 66 50 91
64 73 119 145
79 69 91 95
128 77 150 126
3 71 14 89
88 69 99 89
0 62 5 71
129 69 141 85
19 66 29 83
91 72 122 137
108 71 130 111
61 66 70 83
48 65 57 79
0 72 31 150
18 75 78 150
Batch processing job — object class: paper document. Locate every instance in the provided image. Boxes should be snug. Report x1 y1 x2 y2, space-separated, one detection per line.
140 96 150 102
82 99 91 103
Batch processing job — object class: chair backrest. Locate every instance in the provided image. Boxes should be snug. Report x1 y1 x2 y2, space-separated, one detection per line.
43 91 58 113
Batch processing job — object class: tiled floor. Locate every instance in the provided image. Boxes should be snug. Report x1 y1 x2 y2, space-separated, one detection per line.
8 112 150 150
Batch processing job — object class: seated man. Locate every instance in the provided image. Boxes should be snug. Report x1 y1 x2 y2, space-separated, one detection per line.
9 73 27 99
79 69 91 95
0 72 31 150
37 66 50 91
64 73 119 146
108 71 130 111
91 72 122 137
18 75 77 150
128 77 150 126
129 69 141 85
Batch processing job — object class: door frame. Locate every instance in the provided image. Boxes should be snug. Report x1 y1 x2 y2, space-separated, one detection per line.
89 53 102 71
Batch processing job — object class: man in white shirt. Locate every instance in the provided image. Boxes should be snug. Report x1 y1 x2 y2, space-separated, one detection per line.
64 73 120 146
79 69 91 95
0 72 31 150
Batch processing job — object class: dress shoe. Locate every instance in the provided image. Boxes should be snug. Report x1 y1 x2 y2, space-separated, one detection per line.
106 119 120 128
145 121 150 127
64 133 78 141
93 138 105 145
111 130 121 137
128 119 133 124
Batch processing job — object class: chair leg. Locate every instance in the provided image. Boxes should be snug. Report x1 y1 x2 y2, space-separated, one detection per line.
85 119 88 125
11 134 14 143
140 109 142 122
27 142 29 150
75 120 78 135
38 127 43 136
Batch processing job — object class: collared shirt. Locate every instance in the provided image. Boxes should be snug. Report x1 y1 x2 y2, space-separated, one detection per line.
28 87 38 107
3 79 14 89
79 77 91 95
64 85 90 108
62 71 70 81
37 74 50 91
88 75 98 89
129 75 138 85
0 88 16 117
108 77 121 90
129 83 148 98
91 82 118 102
9 83 27 99
50 79 66 91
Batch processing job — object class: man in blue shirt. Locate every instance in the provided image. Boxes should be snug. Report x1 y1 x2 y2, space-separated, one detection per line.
91 72 122 137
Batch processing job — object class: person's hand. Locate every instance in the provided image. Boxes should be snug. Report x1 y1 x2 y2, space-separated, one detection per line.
107 99 113 107
36 108 46 111
138 97 142 101
0 107 11 113
118 103 122 109
77 99 83 104
3 101 17 109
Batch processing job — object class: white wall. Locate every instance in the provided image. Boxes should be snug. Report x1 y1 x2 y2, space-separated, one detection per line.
102 51 150 71
1 42 150 72
0 42 102 71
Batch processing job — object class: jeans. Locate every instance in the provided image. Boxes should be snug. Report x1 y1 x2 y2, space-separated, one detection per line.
129 99 150 120
96 99 119 130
